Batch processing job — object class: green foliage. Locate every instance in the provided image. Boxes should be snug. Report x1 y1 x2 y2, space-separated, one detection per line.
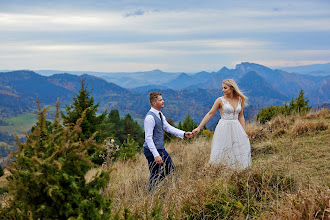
178 114 198 132
178 114 205 138
1 99 111 219
61 78 107 143
61 78 107 164
0 187 8 195
256 105 284 124
122 114 144 146
257 90 311 124
101 110 144 157
119 135 139 160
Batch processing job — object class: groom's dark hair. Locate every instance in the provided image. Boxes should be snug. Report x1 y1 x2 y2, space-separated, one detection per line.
149 91 162 105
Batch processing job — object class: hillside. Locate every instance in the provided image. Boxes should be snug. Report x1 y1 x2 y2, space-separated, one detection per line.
0 63 329 136
99 109 329 219
0 109 329 218
157 62 329 106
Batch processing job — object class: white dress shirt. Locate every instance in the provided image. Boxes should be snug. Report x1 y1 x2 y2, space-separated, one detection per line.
144 107 185 158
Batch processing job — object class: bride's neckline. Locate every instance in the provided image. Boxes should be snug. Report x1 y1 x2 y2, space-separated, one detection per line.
223 96 240 110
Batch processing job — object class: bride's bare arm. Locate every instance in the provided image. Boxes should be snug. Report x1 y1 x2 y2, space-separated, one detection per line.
238 103 246 131
192 97 222 135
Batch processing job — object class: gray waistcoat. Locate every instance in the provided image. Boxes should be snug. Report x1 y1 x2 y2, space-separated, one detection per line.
143 111 164 150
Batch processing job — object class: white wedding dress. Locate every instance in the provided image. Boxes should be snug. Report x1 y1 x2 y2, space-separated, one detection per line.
209 96 252 169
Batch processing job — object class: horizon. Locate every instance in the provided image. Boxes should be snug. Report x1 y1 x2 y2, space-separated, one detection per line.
1 61 330 76
1 0 330 72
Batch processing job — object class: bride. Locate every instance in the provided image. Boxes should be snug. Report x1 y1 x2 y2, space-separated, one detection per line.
192 79 251 169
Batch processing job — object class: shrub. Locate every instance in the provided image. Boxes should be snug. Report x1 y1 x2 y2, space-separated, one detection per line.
201 129 214 139
0 187 8 196
119 135 139 160
0 98 111 219
257 90 311 124
257 105 284 124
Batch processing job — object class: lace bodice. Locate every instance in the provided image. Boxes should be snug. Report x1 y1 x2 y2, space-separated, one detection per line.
220 96 242 120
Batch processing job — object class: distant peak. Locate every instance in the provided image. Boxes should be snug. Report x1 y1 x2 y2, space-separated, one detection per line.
151 69 163 73
179 72 189 76
177 72 191 79
235 62 271 72
219 67 229 71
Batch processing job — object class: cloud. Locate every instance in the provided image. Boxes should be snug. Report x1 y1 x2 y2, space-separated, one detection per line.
124 9 145 17
0 0 329 72
246 60 330 68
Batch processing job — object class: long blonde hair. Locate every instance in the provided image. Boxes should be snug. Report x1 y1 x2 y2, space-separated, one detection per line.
222 79 248 106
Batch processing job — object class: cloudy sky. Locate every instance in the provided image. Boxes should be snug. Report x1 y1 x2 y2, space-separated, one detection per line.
0 0 330 73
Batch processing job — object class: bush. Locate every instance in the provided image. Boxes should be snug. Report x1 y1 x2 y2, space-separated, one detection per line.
257 90 311 124
0 98 111 219
119 135 139 160
0 187 8 196
201 129 214 139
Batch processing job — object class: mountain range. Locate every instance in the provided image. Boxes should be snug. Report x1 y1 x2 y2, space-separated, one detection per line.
0 62 329 129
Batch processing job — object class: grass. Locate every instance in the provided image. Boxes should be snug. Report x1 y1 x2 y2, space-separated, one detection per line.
0 113 38 136
0 107 63 136
100 109 330 219
1 109 329 219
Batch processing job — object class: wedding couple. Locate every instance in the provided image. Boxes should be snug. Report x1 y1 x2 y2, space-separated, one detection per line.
143 79 251 191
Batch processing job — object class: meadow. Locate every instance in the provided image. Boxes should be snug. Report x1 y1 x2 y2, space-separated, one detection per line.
95 109 330 219
0 113 37 136
0 109 329 219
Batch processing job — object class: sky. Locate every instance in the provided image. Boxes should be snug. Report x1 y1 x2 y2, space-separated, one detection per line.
0 0 330 73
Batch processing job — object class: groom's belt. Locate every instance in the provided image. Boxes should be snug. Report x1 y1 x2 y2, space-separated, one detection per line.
144 147 165 157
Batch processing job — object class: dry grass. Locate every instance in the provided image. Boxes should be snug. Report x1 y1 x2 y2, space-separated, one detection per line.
291 119 328 137
0 109 329 219
103 110 330 219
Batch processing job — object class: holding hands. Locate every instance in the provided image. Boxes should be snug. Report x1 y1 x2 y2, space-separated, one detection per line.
184 127 200 138
192 127 200 136
184 132 194 138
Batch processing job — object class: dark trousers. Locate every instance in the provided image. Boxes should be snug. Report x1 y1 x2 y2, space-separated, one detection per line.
144 148 175 191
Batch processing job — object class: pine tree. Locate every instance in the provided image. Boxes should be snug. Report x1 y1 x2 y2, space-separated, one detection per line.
1 98 111 219
61 78 107 164
122 114 144 146
119 135 139 160
102 109 124 145
178 114 198 132
295 90 311 113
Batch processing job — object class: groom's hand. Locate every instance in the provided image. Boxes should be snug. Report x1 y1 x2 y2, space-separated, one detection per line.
185 132 193 138
155 156 163 164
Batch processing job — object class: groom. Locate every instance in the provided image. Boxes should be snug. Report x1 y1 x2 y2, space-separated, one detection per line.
143 91 193 191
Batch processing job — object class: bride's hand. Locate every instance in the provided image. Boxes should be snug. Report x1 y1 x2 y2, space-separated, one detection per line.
192 128 200 135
